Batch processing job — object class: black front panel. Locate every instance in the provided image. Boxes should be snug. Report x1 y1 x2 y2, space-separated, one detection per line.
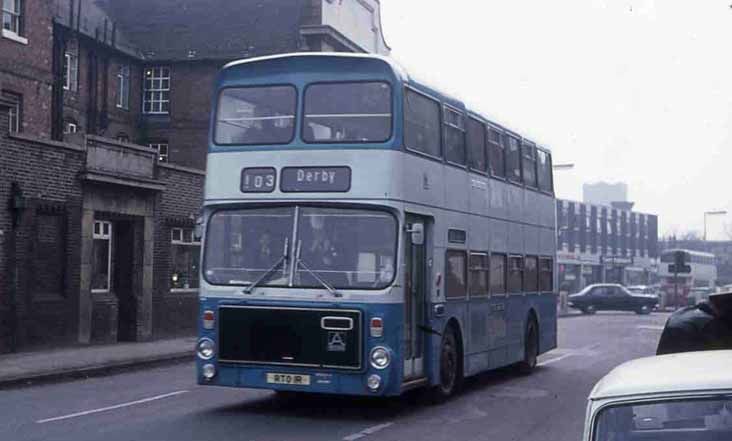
219 306 362 369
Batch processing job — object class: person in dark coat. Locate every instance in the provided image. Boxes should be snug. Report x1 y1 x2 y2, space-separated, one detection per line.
656 291 732 355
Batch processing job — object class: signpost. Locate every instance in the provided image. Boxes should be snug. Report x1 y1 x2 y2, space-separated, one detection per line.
667 251 691 308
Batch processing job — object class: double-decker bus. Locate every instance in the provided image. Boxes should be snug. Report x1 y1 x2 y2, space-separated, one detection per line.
196 53 557 399
658 249 717 307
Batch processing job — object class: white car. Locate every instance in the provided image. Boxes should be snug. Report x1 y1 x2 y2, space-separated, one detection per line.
584 350 732 441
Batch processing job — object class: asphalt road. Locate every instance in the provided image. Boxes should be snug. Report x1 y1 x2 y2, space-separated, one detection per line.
0 312 670 441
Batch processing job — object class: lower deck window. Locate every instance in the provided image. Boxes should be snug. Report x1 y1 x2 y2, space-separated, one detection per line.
508 255 524 294
445 250 467 299
524 255 538 292
490 253 507 295
539 258 554 291
469 253 489 296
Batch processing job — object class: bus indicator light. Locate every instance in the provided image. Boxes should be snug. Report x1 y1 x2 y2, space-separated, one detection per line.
370 317 383 338
203 310 215 330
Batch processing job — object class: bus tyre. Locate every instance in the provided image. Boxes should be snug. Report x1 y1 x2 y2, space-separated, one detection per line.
428 326 461 403
518 318 539 375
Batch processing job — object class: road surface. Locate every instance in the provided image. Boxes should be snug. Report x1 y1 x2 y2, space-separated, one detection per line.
0 312 669 441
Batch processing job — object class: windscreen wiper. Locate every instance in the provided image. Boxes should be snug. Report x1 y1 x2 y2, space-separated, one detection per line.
242 237 289 295
294 240 342 298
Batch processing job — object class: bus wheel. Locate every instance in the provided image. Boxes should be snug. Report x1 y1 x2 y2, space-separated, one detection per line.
518 318 539 375
428 326 461 403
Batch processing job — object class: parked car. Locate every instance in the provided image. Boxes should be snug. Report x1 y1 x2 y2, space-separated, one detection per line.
583 350 732 441
568 284 658 315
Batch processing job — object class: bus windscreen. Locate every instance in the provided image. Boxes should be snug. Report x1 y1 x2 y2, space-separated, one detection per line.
215 85 297 145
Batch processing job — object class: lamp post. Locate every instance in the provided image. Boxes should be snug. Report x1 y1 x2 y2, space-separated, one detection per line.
703 210 727 241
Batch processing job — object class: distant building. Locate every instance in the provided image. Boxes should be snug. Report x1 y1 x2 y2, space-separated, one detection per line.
583 182 629 206
557 198 659 293
0 0 389 353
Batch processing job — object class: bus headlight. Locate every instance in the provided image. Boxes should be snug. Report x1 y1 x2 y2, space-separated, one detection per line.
370 347 390 369
367 374 382 391
197 338 215 360
202 364 216 380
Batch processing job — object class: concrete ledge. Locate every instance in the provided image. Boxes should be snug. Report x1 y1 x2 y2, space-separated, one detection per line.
158 162 206 176
7 132 86 152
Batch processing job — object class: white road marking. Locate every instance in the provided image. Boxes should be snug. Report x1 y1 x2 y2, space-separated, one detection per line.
342 422 395 441
637 325 665 331
36 390 189 424
537 353 573 367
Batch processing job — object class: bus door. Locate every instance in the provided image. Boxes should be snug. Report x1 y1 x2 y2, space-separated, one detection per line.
404 215 428 380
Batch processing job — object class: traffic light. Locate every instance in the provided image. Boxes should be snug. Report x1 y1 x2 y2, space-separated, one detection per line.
668 251 691 274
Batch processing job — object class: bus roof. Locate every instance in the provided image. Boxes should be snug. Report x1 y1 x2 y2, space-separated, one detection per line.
219 52 550 152
661 249 715 258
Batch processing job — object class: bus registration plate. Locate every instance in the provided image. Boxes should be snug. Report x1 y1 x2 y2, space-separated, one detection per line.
266 373 311 386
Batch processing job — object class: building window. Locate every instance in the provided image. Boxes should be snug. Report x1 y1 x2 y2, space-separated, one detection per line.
539 258 554 292
116 64 130 109
490 253 507 295
2 0 22 36
469 253 489 297
149 142 169 163
2 91 21 133
524 255 538 293
508 255 524 294
171 227 200 291
116 133 130 143
64 119 78 134
444 106 466 165
445 250 467 300
63 46 79 91
143 66 171 114
92 221 112 293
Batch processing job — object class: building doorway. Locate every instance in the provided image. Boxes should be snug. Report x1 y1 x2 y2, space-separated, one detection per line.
114 221 138 341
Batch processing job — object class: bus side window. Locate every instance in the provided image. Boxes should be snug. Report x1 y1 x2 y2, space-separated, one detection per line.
490 253 507 295
503 133 522 184
522 141 537 189
466 117 487 172
445 250 467 300
537 149 554 193
508 255 524 294
404 89 441 158
444 106 466 166
488 127 505 178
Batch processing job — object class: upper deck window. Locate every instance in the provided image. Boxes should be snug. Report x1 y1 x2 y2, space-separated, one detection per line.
537 149 554 193
303 82 392 143
522 140 537 188
466 117 487 172
488 127 505 178
444 106 466 165
215 85 296 145
404 89 441 157
504 133 522 184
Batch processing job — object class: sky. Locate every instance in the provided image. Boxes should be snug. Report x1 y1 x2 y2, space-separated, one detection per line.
379 0 732 240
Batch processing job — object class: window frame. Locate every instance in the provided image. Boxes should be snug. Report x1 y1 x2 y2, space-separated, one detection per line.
64 120 78 134
469 252 490 298
487 123 506 180
403 85 443 161
3 91 21 133
149 141 169 163
301 80 394 145
91 220 112 294
445 249 468 300
507 254 524 295
170 227 202 293
63 46 79 92
466 115 488 174
116 64 130 110
142 66 171 115
539 257 554 292
490 253 507 296
442 103 467 167
2 0 23 37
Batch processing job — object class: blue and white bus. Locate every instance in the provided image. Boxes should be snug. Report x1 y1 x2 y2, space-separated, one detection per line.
196 53 557 399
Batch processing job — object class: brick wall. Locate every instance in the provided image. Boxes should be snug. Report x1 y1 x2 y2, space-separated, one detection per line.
152 163 204 337
0 129 85 352
143 61 220 170
0 0 55 137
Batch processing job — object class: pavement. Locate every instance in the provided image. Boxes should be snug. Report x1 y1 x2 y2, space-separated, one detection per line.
0 311 671 441
0 336 195 388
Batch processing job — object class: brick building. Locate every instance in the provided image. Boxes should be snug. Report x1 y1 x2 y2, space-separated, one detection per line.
1 0 389 352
